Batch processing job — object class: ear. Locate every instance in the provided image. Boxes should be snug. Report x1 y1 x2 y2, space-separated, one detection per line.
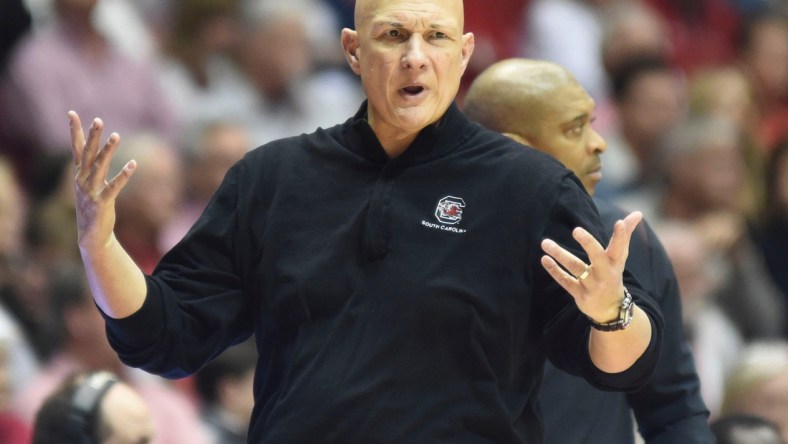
459 32 475 75
341 28 362 75
502 132 530 146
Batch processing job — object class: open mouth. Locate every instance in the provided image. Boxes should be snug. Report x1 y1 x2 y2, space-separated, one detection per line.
401 86 425 96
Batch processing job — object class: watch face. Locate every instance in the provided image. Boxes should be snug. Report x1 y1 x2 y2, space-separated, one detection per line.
589 288 634 331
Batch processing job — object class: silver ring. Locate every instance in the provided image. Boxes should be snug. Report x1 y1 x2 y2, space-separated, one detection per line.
576 264 591 281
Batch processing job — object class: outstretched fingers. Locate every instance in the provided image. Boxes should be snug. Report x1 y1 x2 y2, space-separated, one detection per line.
606 211 642 265
87 132 122 192
68 112 134 204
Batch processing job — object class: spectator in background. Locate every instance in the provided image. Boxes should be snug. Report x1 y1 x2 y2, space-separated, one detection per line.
689 67 758 145
110 134 183 274
688 66 764 215
643 0 741 74
721 341 788 442
156 0 244 148
737 10 788 152
596 1 673 133
0 156 43 390
24 152 82 271
195 340 256 444
657 115 785 341
0 0 33 183
160 121 249 251
599 55 687 200
522 0 615 105
1 0 178 159
228 0 363 145
655 219 743 417
32 371 154 444
14 263 210 444
599 2 672 86
711 414 786 444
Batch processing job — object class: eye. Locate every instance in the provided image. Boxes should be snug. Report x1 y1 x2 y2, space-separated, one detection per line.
432 31 448 39
565 124 584 138
385 29 403 39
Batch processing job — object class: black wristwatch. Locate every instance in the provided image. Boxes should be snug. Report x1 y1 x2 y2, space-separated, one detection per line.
587 288 634 332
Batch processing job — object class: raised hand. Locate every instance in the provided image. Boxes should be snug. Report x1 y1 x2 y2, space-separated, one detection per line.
69 111 135 252
540 211 643 323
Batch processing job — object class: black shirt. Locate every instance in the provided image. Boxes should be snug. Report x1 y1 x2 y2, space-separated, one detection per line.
104 103 663 443
539 199 712 444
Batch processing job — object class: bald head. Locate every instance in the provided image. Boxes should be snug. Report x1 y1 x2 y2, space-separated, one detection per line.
353 0 465 32
465 59 578 138
465 58 607 195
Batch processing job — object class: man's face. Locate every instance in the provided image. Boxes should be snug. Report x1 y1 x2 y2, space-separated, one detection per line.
527 82 606 195
342 0 474 139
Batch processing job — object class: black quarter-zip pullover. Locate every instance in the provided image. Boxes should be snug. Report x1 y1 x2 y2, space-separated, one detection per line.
104 102 663 443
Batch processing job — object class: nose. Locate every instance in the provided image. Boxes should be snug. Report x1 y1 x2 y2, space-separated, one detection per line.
589 127 607 154
401 34 429 70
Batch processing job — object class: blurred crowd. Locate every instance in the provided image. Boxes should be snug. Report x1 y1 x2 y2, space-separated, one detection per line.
0 0 786 442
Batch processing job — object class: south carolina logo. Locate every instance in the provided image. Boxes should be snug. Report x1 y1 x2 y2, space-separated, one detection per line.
434 196 466 225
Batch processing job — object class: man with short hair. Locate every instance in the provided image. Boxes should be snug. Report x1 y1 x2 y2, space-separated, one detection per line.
67 0 663 441
464 58 713 443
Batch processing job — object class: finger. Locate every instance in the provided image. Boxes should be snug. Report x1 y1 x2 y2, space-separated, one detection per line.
571 226 606 265
541 238 587 278
68 111 85 166
540 254 581 296
88 132 121 191
606 211 642 264
80 118 104 179
101 160 136 202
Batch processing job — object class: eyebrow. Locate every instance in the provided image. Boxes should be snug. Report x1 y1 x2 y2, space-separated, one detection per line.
564 113 590 126
370 20 452 33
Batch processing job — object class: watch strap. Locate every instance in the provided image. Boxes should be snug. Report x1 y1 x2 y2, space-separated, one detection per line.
587 287 634 332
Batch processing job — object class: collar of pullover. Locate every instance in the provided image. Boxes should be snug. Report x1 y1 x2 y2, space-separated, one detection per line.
342 101 478 166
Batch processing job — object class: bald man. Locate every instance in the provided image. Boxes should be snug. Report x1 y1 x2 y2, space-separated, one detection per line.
465 59 713 443
67 1 663 441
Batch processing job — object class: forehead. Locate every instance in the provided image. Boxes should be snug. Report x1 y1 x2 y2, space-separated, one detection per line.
544 82 595 123
358 0 463 30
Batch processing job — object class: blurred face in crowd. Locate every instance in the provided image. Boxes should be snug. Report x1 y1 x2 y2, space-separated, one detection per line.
116 139 182 235
618 70 686 150
342 0 474 146
683 138 746 213
191 124 249 202
101 383 154 444
744 17 788 100
657 222 717 323
732 371 788 443
243 13 311 99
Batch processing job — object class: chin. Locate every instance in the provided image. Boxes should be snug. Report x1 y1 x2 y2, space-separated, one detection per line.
394 109 438 130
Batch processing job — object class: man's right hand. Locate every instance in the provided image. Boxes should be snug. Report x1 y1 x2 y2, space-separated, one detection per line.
69 111 135 252
68 111 147 319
